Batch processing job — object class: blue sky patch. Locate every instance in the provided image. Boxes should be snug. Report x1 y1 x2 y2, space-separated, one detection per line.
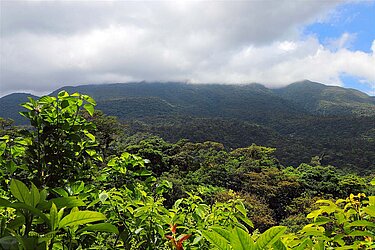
341 74 374 95
304 1 375 53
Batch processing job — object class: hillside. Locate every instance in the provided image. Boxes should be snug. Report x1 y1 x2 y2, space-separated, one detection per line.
2 81 375 124
0 93 38 124
50 81 375 119
49 82 305 123
274 80 375 116
1 81 374 172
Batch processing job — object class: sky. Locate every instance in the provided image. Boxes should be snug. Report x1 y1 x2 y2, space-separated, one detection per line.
0 0 374 97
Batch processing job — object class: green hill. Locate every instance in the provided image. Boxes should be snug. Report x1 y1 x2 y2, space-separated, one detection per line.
3 81 374 124
50 82 304 123
1 81 374 172
274 80 375 116
0 93 38 124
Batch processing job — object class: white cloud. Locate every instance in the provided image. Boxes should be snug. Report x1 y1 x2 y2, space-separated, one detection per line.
326 32 357 50
188 37 375 87
1 0 374 96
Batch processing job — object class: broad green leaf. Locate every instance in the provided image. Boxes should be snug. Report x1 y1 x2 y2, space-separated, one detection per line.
50 203 58 230
0 135 10 140
348 230 374 237
78 223 119 234
39 96 55 104
58 211 106 228
30 183 40 207
21 103 34 111
39 189 47 203
272 239 287 250
83 104 94 116
94 154 103 162
363 206 375 217
58 91 69 98
82 95 96 105
68 181 85 195
49 197 86 209
318 205 336 214
313 216 331 226
211 227 231 242
192 235 203 245
235 203 247 216
336 199 346 204
0 142 6 156
0 198 12 207
370 177 375 186
348 220 375 228
335 212 346 225
38 196 86 210
58 207 65 224
295 238 313 250
84 132 95 141
85 149 96 157
255 226 287 250
369 196 375 206
333 234 345 246
133 206 149 218
14 137 30 146
52 188 69 197
10 202 49 223
307 209 322 219
202 229 230 250
10 179 31 205
239 216 254 228
229 227 254 250
300 225 326 237
107 158 117 167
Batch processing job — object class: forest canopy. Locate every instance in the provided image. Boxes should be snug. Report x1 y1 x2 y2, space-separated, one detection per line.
0 91 374 249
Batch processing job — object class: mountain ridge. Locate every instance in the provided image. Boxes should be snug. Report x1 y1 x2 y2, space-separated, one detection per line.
1 81 374 172
1 81 375 124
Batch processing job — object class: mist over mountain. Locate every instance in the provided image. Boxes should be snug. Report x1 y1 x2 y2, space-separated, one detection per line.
1 81 374 172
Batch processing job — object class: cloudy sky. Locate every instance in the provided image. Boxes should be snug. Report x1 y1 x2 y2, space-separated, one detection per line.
0 0 374 97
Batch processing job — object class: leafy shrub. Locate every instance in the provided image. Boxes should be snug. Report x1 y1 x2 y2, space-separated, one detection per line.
0 91 373 249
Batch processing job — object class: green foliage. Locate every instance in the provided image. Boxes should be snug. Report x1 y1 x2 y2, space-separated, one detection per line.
284 164 367 197
0 91 374 249
0 135 30 179
202 225 287 250
0 179 107 249
0 91 101 187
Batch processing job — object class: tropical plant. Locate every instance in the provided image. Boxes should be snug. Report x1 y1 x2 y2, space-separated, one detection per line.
1 91 374 250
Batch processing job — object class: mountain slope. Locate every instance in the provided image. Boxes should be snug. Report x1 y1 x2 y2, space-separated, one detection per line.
0 81 374 172
2 81 374 124
274 80 375 116
50 82 305 123
0 93 38 124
